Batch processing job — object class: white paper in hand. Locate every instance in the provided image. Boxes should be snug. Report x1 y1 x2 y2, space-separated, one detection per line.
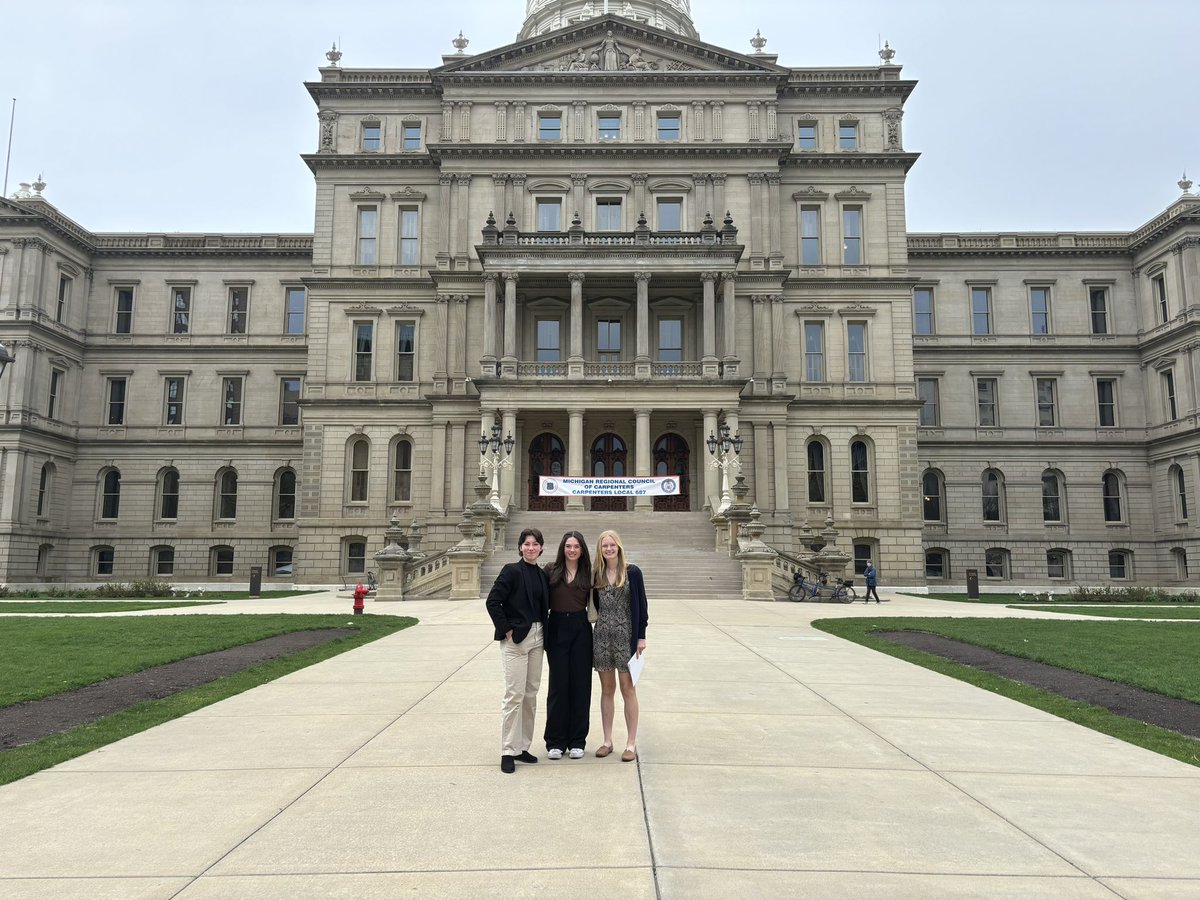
627 650 645 686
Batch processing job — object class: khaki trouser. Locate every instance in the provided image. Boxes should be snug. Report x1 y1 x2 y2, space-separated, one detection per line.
500 622 544 756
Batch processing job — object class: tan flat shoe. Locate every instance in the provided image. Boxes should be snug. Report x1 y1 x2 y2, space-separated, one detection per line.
595 744 613 758
621 747 637 762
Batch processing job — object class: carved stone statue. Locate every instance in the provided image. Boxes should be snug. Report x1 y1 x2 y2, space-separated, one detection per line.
567 48 589 70
599 31 621 70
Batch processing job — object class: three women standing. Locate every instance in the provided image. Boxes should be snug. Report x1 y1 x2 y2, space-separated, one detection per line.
542 531 594 760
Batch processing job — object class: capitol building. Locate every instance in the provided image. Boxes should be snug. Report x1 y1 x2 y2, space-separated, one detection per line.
0 0 1196 590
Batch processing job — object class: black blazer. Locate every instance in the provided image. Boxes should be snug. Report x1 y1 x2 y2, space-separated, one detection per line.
485 561 550 643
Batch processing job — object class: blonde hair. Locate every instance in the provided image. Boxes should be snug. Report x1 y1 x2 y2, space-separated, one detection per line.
593 529 628 588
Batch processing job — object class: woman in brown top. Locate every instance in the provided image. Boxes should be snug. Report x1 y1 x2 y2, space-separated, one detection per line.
542 530 593 759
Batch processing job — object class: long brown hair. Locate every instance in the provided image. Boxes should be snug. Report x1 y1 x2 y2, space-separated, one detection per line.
592 529 628 588
545 531 592 587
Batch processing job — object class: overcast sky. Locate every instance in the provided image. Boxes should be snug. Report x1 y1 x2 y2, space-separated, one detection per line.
5 0 1195 235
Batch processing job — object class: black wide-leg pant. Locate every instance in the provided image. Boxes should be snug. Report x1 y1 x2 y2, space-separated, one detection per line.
543 610 593 751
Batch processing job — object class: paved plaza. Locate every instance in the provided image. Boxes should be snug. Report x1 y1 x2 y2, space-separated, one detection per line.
1 590 1198 898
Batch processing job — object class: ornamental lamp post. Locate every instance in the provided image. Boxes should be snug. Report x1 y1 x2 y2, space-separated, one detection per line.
478 422 515 511
705 422 742 513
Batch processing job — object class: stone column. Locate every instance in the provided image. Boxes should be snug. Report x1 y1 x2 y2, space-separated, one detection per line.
711 101 724 141
438 174 454 267
571 173 587 221
753 421 769 508
634 271 651 374
457 101 472 141
691 101 706 140
702 272 718 376
692 173 709 221
747 100 761 141
501 408 518 509
481 273 498 374
456 175 472 267
568 272 585 376
572 100 586 142
449 422 465 511
770 293 787 390
633 101 646 141
495 102 508 142
748 173 765 260
434 293 450 383
510 174 526 226
567 408 585 511
512 102 526 142
452 294 468 380
766 174 782 262
502 272 518 376
634 408 652 510
440 101 454 141
752 294 769 381
702 408 720 511
721 273 739 376
431 422 448 513
711 174 726 221
632 173 648 218
773 421 790 512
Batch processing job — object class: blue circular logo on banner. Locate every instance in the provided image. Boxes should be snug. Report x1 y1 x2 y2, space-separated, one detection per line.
662 478 677 494
543 479 557 493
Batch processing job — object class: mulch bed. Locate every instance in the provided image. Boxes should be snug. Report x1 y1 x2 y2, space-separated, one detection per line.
877 630 1200 740
0 628 355 750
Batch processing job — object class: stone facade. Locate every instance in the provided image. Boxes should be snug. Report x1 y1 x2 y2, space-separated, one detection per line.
0 5 1195 588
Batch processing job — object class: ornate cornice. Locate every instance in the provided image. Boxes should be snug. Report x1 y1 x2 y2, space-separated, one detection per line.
781 152 920 172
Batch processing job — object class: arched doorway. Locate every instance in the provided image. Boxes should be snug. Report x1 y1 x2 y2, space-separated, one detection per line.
652 432 690 511
528 432 565 511
590 432 627 512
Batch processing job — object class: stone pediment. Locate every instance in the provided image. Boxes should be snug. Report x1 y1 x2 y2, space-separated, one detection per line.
436 15 785 76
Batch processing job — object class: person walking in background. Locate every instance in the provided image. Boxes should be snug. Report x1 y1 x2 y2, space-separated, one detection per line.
543 531 594 760
485 528 550 774
864 559 881 603
591 530 648 762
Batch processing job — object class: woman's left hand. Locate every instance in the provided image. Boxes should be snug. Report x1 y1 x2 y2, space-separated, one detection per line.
636 639 646 658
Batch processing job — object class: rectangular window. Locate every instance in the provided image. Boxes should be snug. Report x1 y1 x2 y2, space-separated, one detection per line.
656 198 682 232
96 548 115 576
596 198 622 231
536 199 562 232
804 322 824 382
913 287 934 335
1096 378 1116 427
285 287 306 335
847 322 867 382
399 208 420 265
538 114 562 141
361 122 381 151
657 319 682 362
1029 287 1051 335
598 319 622 362
163 376 185 425
106 378 127 426
222 377 243 425
971 287 992 335
536 319 561 362
279 377 301 426
598 114 621 140
396 321 416 381
48 369 63 419
171 286 191 334
354 321 374 381
976 377 998 427
114 287 134 334
1109 550 1129 579
155 547 175 576
56 275 70 323
917 378 940 426
227 286 248 334
838 122 858 149
1036 377 1057 427
357 207 378 265
657 113 680 141
1152 273 1168 323
1089 287 1109 335
841 207 863 265
800 206 821 265
796 121 817 149
402 122 421 150
1163 370 1178 420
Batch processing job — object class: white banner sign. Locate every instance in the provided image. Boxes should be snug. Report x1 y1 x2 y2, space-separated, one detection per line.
538 476 681 497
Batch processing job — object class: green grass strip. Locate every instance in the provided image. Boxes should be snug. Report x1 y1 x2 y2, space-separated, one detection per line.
0 614 415 786
1012 605 1200 620
812 617 1200 769
0 601 221 613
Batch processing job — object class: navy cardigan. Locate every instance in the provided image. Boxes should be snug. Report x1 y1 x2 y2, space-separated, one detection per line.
592 564 649 658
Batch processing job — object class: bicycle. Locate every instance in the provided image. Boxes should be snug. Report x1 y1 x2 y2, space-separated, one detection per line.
787 571 857 603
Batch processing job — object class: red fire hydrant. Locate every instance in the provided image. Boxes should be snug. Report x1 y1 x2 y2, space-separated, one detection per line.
353 582 367 615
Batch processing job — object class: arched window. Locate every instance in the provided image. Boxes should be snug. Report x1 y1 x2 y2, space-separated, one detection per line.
984 547 1009 579
1046 548 1070 579
921 469 944 522
925 548 949 579
93 545 116 576
216 467 238 520
852 540 876 576
271 546 295 577
981 469 1005 522
349 437 370 502
275 467 297 520
210 545 235 576
1102 470 1123 522
36 543 52 577
806 440 826 504
1108 549 1131 579
1170 465 1189 520
99 468 121 520
345 537 367 574
393 439 413 502
1041 470 1064 523
1172 547 1189 580
158 468 180 520
151 546 175 576
850 439 870 503
36 462 53 519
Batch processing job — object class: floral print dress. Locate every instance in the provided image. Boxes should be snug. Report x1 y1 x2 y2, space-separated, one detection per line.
592 582 631 672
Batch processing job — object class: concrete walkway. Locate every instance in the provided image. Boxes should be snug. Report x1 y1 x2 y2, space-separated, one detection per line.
1 590 1198 899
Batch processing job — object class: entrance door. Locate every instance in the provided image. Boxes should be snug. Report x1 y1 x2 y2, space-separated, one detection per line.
528 432 565 511
590 432 627 512
652 432 690 511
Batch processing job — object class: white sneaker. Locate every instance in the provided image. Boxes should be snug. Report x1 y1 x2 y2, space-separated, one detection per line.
547 748 564 760
568 748 585 759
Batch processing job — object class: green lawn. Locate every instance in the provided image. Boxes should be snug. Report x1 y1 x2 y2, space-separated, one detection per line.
0 613 416 785
0 601 221 613
1013 605 1200 620
813 617 1200 768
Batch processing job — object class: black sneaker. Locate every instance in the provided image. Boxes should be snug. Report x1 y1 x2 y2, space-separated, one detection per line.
515 750 538 764
501 755 515 773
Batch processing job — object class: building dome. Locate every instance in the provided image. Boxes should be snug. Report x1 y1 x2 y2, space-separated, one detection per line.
519 0 698 40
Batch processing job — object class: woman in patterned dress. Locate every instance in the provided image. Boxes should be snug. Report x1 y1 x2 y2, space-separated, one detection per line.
590 529 648 761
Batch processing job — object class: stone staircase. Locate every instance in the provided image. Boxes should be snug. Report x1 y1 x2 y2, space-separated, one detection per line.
481 509 743 600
